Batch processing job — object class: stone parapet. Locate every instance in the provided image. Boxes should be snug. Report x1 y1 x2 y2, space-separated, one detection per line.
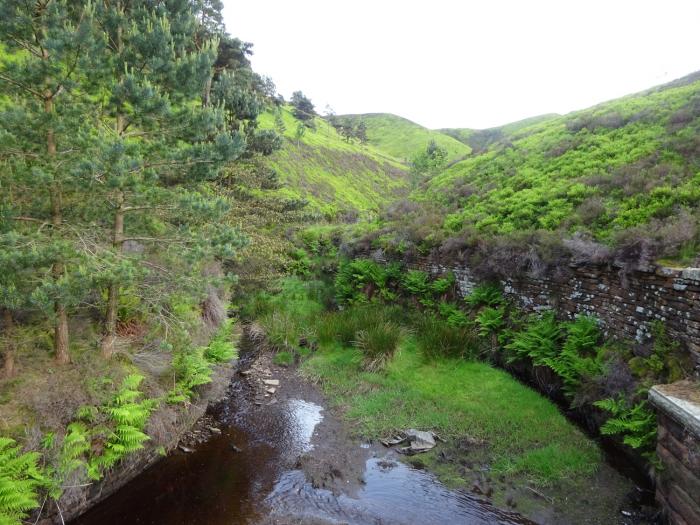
649 381 700 525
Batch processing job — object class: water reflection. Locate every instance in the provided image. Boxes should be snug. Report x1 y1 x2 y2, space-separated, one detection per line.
266 457 531 525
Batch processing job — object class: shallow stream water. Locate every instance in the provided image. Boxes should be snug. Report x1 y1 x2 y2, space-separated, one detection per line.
73 344 532 525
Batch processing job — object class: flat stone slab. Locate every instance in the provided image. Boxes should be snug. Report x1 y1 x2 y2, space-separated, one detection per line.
649 380 700 438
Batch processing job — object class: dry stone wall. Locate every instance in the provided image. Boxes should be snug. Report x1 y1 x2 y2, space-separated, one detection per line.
405 256 700 370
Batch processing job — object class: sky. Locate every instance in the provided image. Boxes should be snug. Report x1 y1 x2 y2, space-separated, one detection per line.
222 0 700 130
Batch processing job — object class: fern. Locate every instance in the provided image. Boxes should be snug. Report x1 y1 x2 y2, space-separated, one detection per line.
543 316 603 399
168 348 213 403
43 422 92 499
430 272 455 295
476 306 505 337
402 270 433 306
88 374 158 479
594 397 657 456
437 301 470 327
504 312 563 365
0 438 43 523
465 283 503 307
204 319 237 363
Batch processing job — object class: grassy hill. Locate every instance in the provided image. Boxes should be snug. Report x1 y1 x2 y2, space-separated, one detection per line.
365 72 700 269
335 113 471 163
439 114 560 154
256 107 409 218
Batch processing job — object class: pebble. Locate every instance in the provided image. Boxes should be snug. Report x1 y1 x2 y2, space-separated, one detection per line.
263 379 279 386
178 445 194 453
208 426 222 434
266 387 277 394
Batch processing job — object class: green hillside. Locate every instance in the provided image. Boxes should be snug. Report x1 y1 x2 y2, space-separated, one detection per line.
257 107 409 218
439 114 560 154
367 72 700 269
336 113 471 163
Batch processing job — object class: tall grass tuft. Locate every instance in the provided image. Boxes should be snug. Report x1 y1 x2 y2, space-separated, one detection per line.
416 314 479 361
354 320 404 371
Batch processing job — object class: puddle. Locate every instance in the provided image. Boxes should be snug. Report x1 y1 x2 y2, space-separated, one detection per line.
266 457 530 525
285 399 324 453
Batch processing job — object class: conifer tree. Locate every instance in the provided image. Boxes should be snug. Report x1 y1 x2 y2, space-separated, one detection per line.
0 1 102 364
88 0 247 357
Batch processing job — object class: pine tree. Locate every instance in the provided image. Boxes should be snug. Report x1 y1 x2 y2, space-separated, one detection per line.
0 1 102 364
87 0 248 357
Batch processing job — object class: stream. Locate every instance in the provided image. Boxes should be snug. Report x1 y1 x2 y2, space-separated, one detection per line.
72 339 532 525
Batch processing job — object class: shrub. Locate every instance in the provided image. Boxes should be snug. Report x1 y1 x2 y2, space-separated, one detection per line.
416 314 479 360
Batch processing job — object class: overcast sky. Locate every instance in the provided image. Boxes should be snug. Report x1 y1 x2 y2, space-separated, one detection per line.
222 0 700 130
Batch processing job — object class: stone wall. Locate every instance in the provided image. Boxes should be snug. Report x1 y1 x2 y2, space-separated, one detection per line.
405 256 700 370
37 361 236 524
649 381 700 525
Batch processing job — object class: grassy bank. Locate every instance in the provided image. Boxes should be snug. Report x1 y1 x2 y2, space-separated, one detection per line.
244 277 602 489
302 338 599 486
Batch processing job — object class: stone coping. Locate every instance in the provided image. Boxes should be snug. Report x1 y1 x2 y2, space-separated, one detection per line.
649 380 700 437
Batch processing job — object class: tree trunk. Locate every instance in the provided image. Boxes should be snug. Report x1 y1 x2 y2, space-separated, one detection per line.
46 88 71 365
101 103 127 359
101 191 125 359
2 309 16 379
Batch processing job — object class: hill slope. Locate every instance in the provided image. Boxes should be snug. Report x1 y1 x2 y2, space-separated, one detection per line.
366 72 700 268
432 73 700 261
256 107 409 218
439 114 560 154
336 113 471 163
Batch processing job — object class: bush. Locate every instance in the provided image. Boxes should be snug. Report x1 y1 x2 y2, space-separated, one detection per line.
416 314 479 360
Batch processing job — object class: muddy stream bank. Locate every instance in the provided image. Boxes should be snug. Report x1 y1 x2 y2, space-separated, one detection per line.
72 331 654 525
